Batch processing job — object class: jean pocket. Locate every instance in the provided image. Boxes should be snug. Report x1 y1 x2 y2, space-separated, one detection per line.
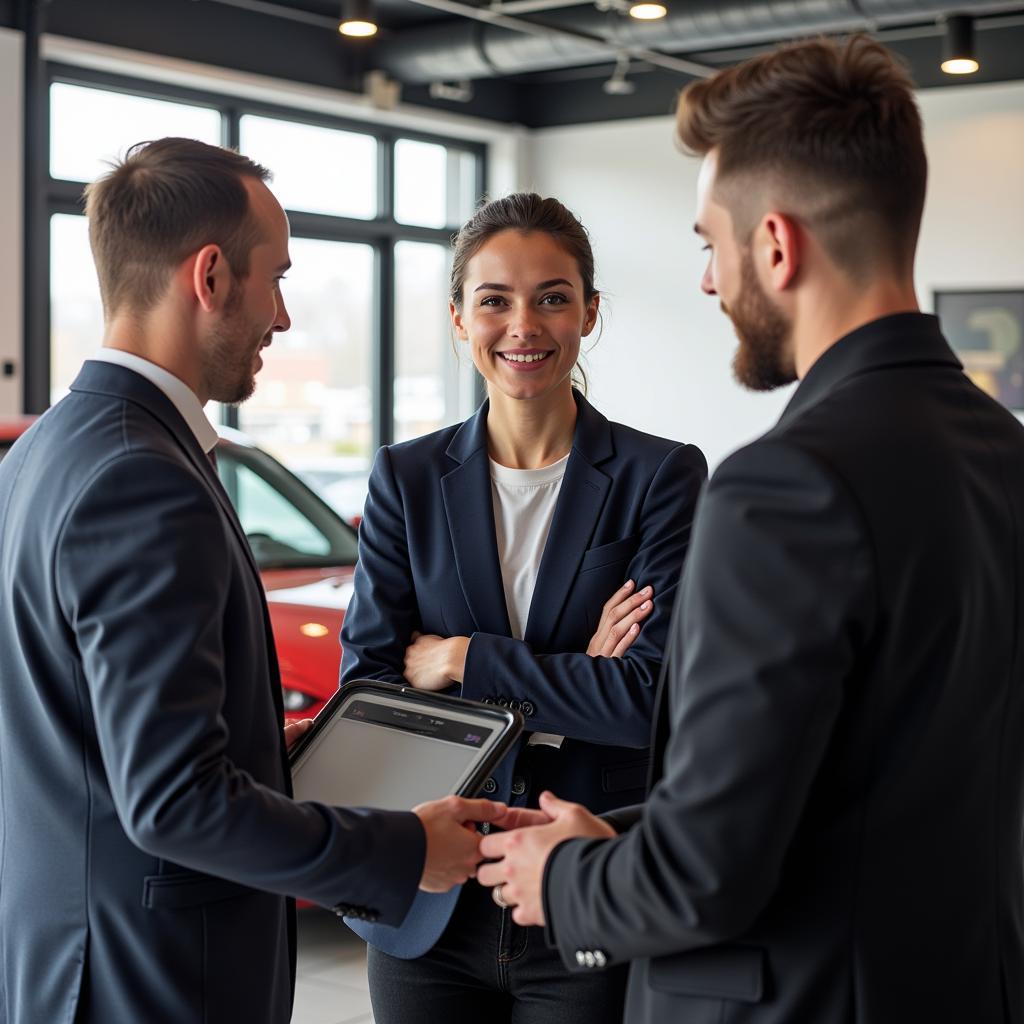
601 758 650 793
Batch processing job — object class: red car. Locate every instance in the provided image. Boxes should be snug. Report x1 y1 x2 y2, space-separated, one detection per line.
1 417 355 720
0 417 39 454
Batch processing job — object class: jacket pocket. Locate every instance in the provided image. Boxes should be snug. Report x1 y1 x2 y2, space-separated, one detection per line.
601 758 650 793
579 534 638 573
648 945 766 1003
142 871 254 910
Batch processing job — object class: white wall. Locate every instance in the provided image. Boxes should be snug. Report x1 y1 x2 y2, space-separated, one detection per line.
0 28 24 416
915 83 1024 301
526 80 1024 471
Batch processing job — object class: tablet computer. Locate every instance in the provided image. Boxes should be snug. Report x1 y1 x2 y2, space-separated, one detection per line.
288 681 523 811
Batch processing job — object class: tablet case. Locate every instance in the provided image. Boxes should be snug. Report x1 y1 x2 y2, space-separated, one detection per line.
288 679 524 800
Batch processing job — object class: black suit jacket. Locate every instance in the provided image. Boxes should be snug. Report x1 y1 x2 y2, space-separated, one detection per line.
0 362 424 1024
543 314 1024 1024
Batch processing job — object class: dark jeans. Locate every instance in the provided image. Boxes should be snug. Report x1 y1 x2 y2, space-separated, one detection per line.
366 879 628 1024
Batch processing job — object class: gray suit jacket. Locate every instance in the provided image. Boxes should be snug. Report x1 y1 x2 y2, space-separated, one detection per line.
0 361 424 1024
543 314 1024 1024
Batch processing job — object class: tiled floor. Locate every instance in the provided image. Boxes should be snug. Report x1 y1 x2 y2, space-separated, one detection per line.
293 908 375 1024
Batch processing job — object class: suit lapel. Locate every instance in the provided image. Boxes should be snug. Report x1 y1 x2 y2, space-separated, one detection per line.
442 390 615 646
70 362 289 748
74 362 264 584
523 453 609 648
187 443 266 584
523 392 613 649
441 404 512 636
183 447 288 749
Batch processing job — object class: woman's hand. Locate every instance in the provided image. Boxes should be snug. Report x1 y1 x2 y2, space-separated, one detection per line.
587 579 654 658
404 632 470 690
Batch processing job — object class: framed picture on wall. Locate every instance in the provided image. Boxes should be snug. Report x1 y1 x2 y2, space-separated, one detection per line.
935 289 1024 410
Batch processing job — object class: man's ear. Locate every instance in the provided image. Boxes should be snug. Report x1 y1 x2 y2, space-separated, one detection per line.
449 301 468 342
191 244 229 313
756 211 800 293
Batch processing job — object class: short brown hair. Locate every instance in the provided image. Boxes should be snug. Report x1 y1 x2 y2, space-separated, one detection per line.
84 137 271 317
677 35 927 279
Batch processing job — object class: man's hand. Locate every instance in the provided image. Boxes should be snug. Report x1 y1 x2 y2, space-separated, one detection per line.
492 806 554 831
404 632 470 690
284 717 314 750
413 796 506 892
477 791 615 926
587 580 654 658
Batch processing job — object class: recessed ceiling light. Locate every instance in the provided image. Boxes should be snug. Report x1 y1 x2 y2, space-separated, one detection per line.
941 57 979 74
629 2 667 20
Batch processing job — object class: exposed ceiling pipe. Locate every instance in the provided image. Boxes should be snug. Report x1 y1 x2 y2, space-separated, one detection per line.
396 0 717 77
491 0 598 15
372 0 1023 83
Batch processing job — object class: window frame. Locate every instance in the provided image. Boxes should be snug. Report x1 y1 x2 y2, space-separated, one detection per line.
31 62 487 448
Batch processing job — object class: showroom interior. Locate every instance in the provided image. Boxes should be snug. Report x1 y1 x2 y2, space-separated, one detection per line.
1 1 1023 1022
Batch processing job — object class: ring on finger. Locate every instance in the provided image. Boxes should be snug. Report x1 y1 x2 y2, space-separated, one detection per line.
492 884 512 910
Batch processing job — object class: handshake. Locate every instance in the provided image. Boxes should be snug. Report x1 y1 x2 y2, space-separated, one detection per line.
412 790 617 926
283 709 616 926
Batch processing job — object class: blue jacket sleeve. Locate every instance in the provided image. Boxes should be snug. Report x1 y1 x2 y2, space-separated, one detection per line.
460 443 707 748
58 452 425 924
340 445 418 686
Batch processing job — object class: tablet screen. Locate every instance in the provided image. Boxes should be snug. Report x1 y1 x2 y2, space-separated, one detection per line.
291 689 508 811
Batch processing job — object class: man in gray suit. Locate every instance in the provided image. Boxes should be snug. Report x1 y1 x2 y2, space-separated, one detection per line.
0 137 504 1024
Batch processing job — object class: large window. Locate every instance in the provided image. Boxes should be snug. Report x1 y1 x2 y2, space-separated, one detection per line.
238 115 378 220
40 67 485 520
244 237 375 470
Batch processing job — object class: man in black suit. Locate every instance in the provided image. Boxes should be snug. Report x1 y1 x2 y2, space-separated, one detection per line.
0 138 504 1023
479 35 1024 1023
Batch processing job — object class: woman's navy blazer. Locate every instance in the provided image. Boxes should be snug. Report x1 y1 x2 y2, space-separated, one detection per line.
340 390 707 957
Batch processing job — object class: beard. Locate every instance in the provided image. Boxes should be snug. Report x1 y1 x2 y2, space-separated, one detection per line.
203 278 264 406
724 252 796 392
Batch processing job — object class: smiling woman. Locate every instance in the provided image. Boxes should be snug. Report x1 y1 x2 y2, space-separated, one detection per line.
339 193 708 1024
452 227 597 420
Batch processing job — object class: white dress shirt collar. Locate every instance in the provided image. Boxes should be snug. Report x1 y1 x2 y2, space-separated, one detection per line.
87 348 219 455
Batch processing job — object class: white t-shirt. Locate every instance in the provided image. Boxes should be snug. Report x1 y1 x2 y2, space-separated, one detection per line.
489 454 570 641
490 454 570 749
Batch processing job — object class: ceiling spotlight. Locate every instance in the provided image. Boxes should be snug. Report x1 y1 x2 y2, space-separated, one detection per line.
339 0 378 37
629 1 667 20
603 55 636 96
940 14 979 75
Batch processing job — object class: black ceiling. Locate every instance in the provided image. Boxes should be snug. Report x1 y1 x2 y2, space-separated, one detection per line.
4 0 1024 127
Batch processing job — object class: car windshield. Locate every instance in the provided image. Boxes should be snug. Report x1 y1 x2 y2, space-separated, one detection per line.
216 443 360 570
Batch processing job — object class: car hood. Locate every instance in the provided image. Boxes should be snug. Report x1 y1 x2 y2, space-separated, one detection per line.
260 567 355 702
260 566 356 609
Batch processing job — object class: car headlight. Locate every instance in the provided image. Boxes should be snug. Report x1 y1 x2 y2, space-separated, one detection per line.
282 687 316 712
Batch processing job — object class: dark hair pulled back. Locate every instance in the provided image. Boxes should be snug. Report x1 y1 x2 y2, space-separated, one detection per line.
450 192 597 310
449 192 598 392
